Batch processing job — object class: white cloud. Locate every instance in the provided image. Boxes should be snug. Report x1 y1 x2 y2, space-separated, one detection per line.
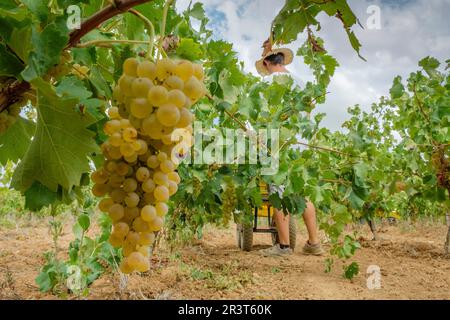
176 0 450 131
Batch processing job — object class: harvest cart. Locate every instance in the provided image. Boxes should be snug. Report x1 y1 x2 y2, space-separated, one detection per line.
236 184 296 251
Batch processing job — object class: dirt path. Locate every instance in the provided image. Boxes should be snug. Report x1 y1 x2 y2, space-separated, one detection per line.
0 218 449 300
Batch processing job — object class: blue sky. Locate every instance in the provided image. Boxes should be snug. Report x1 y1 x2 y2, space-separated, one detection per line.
176 0 450 131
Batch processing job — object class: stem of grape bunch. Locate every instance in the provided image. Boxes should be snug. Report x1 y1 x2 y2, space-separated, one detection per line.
158 0 175 60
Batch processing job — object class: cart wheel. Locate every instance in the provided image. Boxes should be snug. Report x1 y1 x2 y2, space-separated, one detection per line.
271 216 297 251
236 224 253 251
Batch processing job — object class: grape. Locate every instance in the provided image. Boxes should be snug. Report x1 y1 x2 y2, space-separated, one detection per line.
116 162 130 176
175 60 194 81
111 189 126 203
168 89 186 108
168 180 178 196
125 192 140 208
91 169 109 184
138 232 155 246
124 206 140 219
167 172 181 184
154 185 169 202
136 167 150 182
124 153 138 164
132 217 150 232
123 58 139 77
157 104 180 127
193 63 205 80
109 204 125 222
110 235 124 249
142 178 156 193
141 205 157 222
146 155 160 169
119 75 134 96
157 152 168 162
149 216 163 232
165 75 184 90
108 107 120 119
153 171 169 186
122 127 138 142
155 202 169 217
113 86 124 103
137 61 157 80
109 132 123 147
156 58 176 81
113 222 130 238
148 85 168 106
130 98 152 119
184 76 204 101
104 120 121 135
92 183 109 197
120 143 135 158
99 198 114 212
131 78 153 97
160 159 176 173
176 108 194 128
123 178 137 193
119 259 133 274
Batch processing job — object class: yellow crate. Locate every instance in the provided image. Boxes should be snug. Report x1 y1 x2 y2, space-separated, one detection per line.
257 203 275 217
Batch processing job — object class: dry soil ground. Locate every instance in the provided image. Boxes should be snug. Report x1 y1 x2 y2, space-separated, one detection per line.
0 216 449 300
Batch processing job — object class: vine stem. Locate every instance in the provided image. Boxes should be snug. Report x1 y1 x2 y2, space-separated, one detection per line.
67 0 155 48
158 0 174 60
128 9 156 59
76 39 153 48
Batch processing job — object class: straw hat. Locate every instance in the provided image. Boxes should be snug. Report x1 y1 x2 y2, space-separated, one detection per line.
255 48 294 76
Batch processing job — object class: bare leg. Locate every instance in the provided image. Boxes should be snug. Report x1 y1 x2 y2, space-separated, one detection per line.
273 209 289 245
302 201 320 245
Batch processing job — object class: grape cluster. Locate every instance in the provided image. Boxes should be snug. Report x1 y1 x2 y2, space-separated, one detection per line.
221 180 237 225
92 57 205 274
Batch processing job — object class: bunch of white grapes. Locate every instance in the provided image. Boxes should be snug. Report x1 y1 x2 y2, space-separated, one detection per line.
91 57 205 274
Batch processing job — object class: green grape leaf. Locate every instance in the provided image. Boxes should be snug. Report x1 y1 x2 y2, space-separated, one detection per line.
390 76 404 99
0 43 24 76
56 76 93 100
0 117 36 166
20 0 50 23
188 2 206 21
11 79 100 193
78 214 90 231
24 181 57 211
21 22 69 81
176 38 204 61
